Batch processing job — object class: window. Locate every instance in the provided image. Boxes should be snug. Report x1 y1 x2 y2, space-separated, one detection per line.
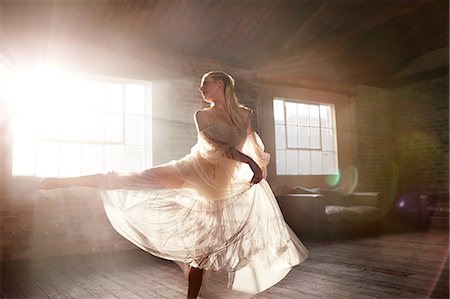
4 68 152 177
273 98 338 175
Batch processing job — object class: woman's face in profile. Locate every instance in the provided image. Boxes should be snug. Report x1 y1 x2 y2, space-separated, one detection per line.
199 76 222 102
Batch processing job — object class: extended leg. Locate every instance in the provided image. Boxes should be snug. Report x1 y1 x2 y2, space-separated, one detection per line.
187 266 203 299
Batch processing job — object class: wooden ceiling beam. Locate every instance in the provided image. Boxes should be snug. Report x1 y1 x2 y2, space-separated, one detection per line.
267 1 435 71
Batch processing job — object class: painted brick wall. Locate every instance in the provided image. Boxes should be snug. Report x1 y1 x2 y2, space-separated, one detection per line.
1 184 134 261
352 76 449 210
152 77 202 165
391 76 449 196
353 86 396 209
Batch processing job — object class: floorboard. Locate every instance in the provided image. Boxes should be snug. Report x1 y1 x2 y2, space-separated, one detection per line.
1 229 448 298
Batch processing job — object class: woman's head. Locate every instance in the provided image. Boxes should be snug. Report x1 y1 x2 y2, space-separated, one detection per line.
200 71 238 106
202 71 235 90
200 71 234 104
200 71 249 130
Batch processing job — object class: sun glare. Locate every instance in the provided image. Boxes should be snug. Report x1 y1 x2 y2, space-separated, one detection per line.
7 65 86 176
4 65 151 177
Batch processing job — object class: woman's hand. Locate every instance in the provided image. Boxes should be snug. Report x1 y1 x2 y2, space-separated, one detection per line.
248 160 263 185
225 147 263 184
39 178 63 190
39 175 100 189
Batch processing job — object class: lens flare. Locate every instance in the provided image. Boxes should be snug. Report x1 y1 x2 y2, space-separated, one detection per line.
326 170 341 187
326 166 359 194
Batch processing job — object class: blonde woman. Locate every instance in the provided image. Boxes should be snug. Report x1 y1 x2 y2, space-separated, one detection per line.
41 71 308 299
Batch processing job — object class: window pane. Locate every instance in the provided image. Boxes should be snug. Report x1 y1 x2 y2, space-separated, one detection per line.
298 126 309 148
285 102 297 125
310 127 321 149
322 128 334 151
286 126 297 148
323 151 337 174
275 125 286 149
311 151 322 174
273 99 285 124
37 115 59 139
126 84 145 114
83 112 104 141
320 105 332 128
36 141 58 177
126 146 144 169
105 113 123 142
309 105 320 127
297 103 309 126
299 150 310 174
60 112 83 141
276 149 286 175
105 145 125 171
82 144 104 175
126 115 145 145
59 143 81 177
105 83 123 113
286 150 299 175
12 136 34 176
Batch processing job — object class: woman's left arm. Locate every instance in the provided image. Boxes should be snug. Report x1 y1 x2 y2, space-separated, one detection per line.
226 147 263 184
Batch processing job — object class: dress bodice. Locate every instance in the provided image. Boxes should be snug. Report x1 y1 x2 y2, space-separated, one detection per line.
199 123 247 148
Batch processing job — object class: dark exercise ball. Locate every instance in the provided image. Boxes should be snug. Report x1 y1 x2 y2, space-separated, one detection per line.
393 193 428 227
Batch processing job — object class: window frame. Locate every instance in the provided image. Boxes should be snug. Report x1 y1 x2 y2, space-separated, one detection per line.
273 97 339 176
2 71 153 178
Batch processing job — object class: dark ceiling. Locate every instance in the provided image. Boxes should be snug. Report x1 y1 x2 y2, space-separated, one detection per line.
2 0 449 88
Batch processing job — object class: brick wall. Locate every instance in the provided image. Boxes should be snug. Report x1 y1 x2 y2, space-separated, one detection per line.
352 76 449 210
391 76 449 196
152 78 201 165
352 86 396 209
1 184 135 261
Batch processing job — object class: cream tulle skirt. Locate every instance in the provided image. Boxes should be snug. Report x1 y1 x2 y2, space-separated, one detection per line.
97 130 308 297
98 176 307 296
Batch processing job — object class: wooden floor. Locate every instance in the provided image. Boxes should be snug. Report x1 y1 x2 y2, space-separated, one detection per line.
1 229 448 298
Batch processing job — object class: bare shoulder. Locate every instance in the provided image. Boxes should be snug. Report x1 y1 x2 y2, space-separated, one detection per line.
194 108 210 120
194 108 210 131
239 106 252 114
238 106 253 119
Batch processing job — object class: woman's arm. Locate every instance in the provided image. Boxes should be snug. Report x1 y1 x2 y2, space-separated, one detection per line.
40 174 102 190
226 148 263 184
195 108 263 184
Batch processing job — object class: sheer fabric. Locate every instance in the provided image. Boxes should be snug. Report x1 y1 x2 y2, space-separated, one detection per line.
98 118 308 296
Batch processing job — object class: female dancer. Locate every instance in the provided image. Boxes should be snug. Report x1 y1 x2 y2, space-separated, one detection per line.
41 71 308 298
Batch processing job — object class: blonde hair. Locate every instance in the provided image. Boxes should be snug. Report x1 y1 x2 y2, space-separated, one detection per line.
202 71 250 131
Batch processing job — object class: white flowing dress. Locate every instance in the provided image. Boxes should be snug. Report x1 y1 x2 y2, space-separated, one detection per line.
98 113 308 297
